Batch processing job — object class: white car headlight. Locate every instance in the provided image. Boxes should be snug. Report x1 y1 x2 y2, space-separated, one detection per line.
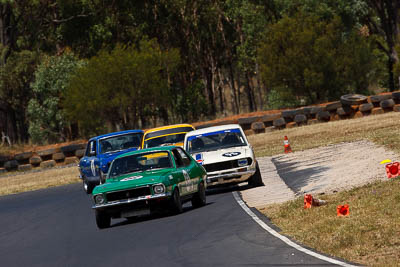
94 194 105 204
153 184 165 194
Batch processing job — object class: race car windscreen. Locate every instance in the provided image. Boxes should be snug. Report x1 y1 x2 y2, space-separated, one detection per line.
143 127 194 148
109 151 172 178
99 133 143 154
186 128 246 153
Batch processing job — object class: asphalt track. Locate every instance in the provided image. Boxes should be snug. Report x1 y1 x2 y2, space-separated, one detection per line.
0 183 340 267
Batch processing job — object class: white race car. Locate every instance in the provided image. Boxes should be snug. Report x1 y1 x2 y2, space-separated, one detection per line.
184 124 263 188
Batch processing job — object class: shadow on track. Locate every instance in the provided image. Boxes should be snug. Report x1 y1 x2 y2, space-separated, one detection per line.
206 183 261 196
109 202 215 229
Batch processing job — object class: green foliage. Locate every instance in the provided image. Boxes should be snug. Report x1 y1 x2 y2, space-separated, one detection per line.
276 0 369 29
265 89 301 110
28 51 84 144
174 80 208 122
258 13 383 105
65 39 180 137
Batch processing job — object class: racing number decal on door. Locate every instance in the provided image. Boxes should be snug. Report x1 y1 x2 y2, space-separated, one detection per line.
182 169 190 194
90 159 96 177
183 169 196 193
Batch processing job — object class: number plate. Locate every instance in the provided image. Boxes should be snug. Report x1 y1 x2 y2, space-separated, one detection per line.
121 209 150 218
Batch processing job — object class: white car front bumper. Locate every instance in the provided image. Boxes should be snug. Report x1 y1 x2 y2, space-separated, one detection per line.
205 166 256 187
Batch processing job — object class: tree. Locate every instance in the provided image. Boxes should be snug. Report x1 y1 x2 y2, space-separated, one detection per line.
0 50 40 142
258 13 382 105
28 51 84 144
364 0 400 91
64 39 180 137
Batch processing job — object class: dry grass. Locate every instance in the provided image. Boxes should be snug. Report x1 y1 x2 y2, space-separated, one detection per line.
248 112 400 157
0 167 80 196
260 180 400 266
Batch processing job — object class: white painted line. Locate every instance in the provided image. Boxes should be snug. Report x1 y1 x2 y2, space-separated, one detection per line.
232 192 358 267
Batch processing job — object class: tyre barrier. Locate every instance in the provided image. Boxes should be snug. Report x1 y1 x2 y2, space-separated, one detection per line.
294 114 307 125
40 160 56 169
316 110 331 122
0 142 86 174
18 164 32 172
370 94 392 107
310 106 325 119
359 103 374 113
371 107 384 115
251 121 265 134
261 113 281 127
1 92 399 175
273 117 286 128
65 156 79 165
4 160 18 171
340 94 368 105
326 101 341 112
392 91 400 104
380 99 395 111
29 156 42 166
52 152 66 162
75 149 86 158
238 116 262 130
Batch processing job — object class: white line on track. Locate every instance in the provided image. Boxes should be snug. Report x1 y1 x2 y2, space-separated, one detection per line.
232 191 358 267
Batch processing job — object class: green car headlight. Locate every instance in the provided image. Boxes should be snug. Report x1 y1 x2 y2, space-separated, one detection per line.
94 194 105 204
153 184 165 194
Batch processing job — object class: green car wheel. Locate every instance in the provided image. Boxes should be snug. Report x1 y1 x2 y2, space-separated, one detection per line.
192 182 206 208
170 188 183 214
95 210 111 229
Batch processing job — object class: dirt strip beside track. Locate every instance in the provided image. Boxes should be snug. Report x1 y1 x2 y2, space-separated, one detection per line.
242 140 399 207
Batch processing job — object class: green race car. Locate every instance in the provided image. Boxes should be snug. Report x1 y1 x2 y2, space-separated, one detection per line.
92 146 207 229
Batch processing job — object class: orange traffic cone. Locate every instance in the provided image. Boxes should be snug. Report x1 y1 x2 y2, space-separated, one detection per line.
284 136 292 153
337 205 349 216
385 162 400 179
304 194 313 209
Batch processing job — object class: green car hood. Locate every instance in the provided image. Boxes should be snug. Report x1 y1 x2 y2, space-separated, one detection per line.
93 169 171 194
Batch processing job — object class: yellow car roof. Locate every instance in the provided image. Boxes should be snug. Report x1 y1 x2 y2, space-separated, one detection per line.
144 124 195 135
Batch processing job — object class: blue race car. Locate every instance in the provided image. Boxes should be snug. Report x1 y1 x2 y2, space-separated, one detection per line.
79 130 144 194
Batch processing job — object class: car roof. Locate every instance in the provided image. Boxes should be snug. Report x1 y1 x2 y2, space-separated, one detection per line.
89 130 143 141
144 124 195 134
114 146 177 160
185 124 243 138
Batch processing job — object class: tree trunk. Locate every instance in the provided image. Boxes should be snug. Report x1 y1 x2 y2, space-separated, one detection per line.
245 72 256 112
228 64 239 113
0 3 13 66
205 68 216 116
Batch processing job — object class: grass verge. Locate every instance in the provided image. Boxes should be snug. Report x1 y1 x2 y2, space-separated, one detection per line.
0 167 80 197
259 179 400 266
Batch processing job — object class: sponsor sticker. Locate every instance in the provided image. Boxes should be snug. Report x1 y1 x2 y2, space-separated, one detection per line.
195 153 204 165
121 175 143 182
222 152 241 157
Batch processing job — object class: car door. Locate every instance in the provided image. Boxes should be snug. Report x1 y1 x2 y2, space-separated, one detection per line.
81 140 99 178
171 148 191 196
175 147 198 194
